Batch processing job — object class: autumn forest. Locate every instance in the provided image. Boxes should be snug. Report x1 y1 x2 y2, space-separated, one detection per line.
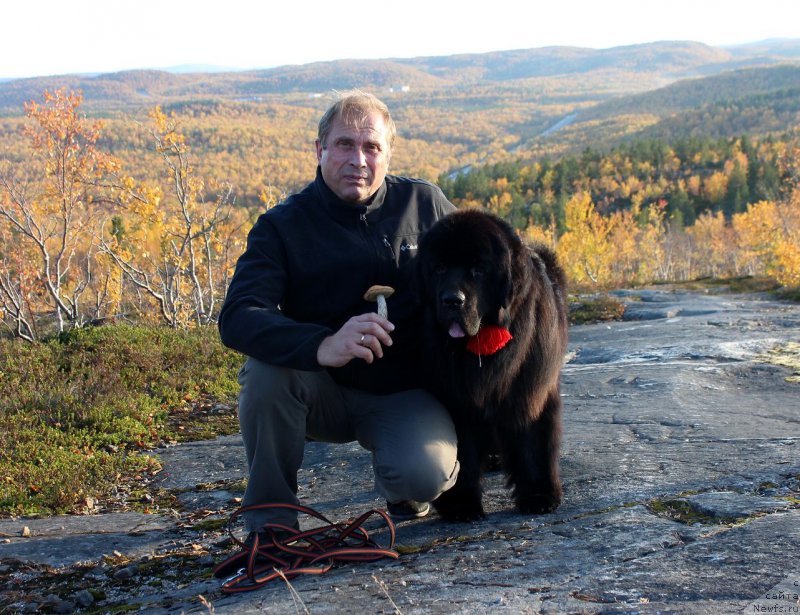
1 40 800 340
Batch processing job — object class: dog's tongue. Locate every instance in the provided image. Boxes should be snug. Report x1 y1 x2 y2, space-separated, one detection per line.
448 323 466 338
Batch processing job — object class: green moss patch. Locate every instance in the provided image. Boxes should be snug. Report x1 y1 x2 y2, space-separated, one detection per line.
568 294 626 325
756 342 800 383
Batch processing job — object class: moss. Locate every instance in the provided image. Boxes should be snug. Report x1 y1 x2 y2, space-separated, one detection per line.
95 604 143 614
755 342 800 383
192 517 228 532
193 477 247 493
645 497 739 525
568 294 626 325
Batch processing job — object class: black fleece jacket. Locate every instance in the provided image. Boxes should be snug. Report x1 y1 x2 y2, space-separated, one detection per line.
218 168 456 394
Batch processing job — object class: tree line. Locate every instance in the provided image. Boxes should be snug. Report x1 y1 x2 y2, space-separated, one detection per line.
439 135 800 290
0 89 798 341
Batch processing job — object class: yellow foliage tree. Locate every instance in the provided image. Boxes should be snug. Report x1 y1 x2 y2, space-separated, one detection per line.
774 142 800 286
557 192 615 287
100 107 237 327
703 171 729 205
522 221 556 251
0 89 122 339
732 200 780 275
638 200 671 282
687 211 734 278
607 207 639 285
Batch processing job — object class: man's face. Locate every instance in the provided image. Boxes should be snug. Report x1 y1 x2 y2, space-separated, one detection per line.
315 111 391 203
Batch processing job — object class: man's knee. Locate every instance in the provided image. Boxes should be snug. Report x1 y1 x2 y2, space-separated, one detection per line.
376 442 459 503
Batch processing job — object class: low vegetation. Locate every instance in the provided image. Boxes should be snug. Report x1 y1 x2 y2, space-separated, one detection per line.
568 294 627 324
0 324 242 516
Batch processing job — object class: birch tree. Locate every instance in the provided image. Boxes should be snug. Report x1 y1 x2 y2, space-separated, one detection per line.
0 89 121 338
100 107 236 327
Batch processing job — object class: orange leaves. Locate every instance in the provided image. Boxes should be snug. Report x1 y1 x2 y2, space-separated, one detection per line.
95 105 238 328
733 199 800 285
0 88 129 338
149 106 186 153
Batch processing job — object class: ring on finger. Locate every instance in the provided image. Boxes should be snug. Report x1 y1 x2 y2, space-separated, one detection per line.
359 334 366 344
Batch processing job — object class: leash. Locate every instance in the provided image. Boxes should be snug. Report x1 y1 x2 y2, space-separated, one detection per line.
214 503 399 593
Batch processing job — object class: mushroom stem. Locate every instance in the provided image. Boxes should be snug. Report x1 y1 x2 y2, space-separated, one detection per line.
376 296 388 319
364 285 396 320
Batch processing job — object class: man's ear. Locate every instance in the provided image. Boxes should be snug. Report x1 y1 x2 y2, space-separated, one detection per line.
314 139 323 163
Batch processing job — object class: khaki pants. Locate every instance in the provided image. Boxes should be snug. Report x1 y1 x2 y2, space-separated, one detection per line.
237 357 459 531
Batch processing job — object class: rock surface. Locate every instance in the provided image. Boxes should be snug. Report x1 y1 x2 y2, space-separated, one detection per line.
1 288 798 613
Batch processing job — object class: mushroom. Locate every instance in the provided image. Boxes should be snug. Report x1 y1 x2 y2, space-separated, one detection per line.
364 285 395 319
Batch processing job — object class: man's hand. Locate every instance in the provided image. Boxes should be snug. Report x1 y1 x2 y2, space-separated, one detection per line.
316 313 395 367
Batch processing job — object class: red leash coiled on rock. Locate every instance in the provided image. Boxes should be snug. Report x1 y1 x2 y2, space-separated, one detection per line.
214 503 399 593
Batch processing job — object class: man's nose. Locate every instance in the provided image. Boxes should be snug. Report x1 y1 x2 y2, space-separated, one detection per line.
349 147 367 167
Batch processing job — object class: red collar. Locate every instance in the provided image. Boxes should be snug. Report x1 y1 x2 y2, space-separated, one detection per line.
465 325 513 356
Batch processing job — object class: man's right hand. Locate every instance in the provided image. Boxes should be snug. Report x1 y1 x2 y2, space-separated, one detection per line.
316 313 395 367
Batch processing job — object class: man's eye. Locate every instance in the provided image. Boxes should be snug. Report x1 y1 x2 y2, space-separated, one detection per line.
435 265 447 275
470 267 486 278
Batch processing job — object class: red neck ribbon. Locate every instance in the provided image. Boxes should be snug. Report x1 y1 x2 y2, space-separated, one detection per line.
465 325 513 356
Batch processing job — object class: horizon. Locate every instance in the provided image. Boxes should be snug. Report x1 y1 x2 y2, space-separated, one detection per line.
3 0 800 80
2 36 798 83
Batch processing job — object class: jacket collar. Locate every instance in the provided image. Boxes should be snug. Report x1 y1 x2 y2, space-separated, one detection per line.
313 167 387 221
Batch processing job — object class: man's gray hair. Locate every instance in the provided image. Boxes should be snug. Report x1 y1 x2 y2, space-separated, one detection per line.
318 90 396 150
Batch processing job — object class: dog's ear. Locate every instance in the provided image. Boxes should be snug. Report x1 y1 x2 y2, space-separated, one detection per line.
492 235 532 325
491 247 514 325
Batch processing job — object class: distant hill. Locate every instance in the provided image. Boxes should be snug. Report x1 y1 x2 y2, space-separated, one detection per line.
527 64 800 152
394 41 733 82
2 39 799 113
1 39 799 188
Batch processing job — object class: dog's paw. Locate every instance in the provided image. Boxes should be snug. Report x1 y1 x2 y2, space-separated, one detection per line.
433 487 485 522
516 490 561 515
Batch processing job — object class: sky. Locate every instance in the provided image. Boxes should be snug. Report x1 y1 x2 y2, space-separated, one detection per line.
2 0 799 80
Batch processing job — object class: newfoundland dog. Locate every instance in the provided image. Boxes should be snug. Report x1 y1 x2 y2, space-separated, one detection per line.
417 209 568 521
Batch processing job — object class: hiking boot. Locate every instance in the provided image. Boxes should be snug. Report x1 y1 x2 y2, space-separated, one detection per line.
386 500 430 521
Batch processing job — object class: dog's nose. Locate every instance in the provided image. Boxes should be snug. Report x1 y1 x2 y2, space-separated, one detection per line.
442 291 466 309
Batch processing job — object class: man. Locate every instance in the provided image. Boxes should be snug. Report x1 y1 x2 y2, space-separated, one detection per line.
218 91 459 541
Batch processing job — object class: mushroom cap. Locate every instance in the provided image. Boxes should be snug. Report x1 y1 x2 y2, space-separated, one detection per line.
364 285 395 301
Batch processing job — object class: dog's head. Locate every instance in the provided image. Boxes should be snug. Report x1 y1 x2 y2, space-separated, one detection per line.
417 210 527 339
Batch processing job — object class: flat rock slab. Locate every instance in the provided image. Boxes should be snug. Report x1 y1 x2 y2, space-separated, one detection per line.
1 289 799 613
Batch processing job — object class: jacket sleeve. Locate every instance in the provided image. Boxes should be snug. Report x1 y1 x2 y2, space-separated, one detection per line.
218 214 333 370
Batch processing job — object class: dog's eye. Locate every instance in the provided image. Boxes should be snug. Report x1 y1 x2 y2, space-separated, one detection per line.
435 264 447 275
470 267 487 278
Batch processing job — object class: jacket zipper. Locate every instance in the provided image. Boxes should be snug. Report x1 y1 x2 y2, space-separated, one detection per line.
382 236 396 259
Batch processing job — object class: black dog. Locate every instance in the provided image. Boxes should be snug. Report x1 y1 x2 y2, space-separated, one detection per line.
416 209 568 520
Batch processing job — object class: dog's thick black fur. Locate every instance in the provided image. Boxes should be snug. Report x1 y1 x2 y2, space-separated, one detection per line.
417 209 568 520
